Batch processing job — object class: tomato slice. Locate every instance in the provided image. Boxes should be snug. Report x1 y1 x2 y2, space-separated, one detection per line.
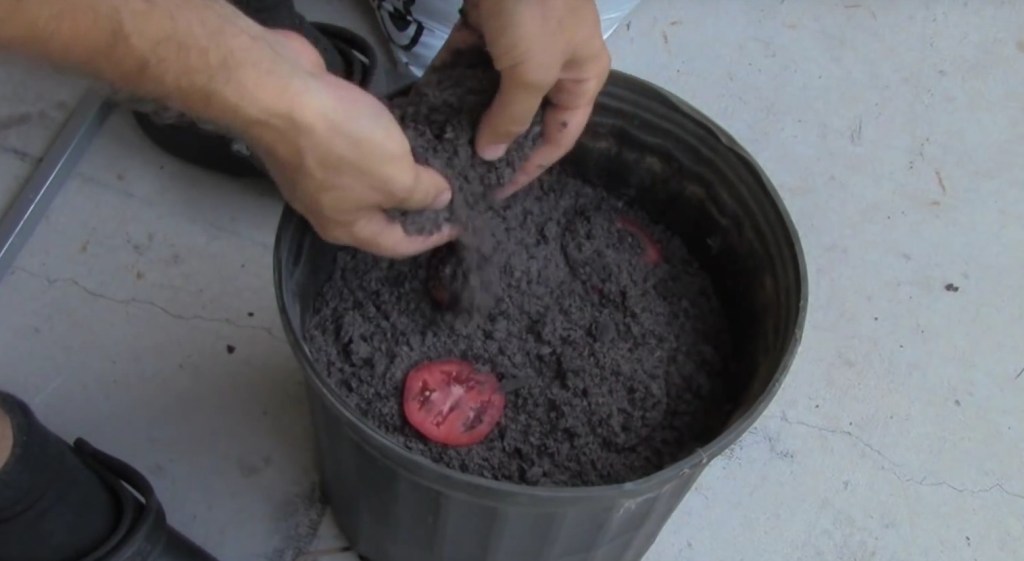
616 216 663 265
403 360 505 447
425 243 465 310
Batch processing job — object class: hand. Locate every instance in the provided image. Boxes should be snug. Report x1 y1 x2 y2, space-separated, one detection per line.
461 0 611 195
243 31 457 258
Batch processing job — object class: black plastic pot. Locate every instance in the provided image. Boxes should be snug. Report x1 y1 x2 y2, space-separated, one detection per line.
274 71 807 561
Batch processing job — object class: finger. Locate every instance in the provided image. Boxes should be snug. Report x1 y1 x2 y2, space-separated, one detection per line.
497 67 606 197
476 64 558 161
425 21 483 72
547 54 609 110
504 49 608 184
348 212 460 259
386 164 453 211
496 103 592 198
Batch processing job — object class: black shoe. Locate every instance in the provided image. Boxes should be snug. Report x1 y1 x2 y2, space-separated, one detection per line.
73 439 219 561
133 21 378 178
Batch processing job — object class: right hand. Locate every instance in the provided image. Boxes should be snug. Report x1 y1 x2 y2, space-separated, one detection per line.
460 0 611 195
243 31 457 259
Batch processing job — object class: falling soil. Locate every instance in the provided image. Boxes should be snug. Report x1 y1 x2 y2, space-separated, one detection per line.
304 52 734 486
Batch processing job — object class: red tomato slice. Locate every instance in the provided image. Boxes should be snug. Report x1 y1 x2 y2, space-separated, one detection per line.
616 216 663 265
403 360 505 447
425 243 464 310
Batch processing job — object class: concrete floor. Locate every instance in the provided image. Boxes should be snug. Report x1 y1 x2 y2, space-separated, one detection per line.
1 1 1022 560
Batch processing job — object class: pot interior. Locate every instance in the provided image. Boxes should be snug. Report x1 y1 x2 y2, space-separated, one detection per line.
562 79 806 443
275 71 806 471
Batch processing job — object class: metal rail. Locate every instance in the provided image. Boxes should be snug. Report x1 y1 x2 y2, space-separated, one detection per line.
0 89 112 279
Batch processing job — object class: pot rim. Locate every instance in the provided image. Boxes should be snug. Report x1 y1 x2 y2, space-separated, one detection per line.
273 69 808 498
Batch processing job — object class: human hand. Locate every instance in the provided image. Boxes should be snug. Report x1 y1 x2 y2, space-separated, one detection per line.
459 0 611 195
242 31 457 258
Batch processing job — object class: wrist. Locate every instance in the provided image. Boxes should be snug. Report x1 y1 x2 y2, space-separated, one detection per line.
204 52 305 137
217 30 330 152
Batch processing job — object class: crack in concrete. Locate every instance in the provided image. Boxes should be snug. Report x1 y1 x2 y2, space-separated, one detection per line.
0 112 34 132
14 267 282 341
895 476 1024 501
775 413 1022 502
777 412 900 467
67 172 277 253
0 144 41 164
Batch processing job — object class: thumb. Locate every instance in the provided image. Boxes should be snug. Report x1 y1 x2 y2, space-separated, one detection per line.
389 164 453 211
476 65 555 161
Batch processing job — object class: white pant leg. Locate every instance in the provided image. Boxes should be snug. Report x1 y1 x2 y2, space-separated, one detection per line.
368 0 643 76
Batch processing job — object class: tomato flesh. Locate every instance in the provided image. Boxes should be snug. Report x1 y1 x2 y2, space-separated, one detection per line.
403 359 505 447
616 216 663 265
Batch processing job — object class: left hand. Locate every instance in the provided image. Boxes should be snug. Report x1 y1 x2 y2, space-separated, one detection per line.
244 30 457 258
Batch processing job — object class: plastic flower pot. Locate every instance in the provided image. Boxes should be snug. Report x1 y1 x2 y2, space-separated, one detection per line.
274 70 807 561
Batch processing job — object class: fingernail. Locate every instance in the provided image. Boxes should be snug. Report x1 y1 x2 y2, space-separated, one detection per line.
431 188 453 209
478 144 509 161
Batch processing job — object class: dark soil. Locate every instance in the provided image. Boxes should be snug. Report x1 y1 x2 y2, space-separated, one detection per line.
304 52 734 487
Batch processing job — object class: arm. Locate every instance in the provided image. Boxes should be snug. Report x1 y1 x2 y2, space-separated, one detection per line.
0 0 454 258
1 0 299 142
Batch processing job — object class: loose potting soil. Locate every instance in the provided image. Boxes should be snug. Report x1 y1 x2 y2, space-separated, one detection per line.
304 52 734 486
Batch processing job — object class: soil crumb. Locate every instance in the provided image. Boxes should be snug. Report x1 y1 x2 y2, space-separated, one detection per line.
305 52 734 486
390 49 541 312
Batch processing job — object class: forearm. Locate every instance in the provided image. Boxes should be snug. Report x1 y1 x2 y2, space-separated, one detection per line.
0 0 303 137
